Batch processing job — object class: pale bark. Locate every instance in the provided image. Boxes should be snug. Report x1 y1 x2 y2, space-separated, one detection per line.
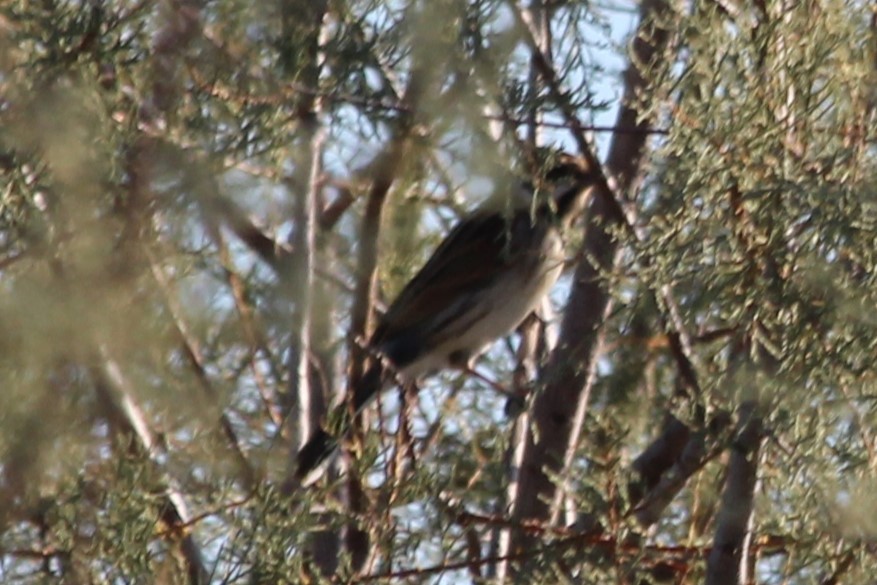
96 356 210 585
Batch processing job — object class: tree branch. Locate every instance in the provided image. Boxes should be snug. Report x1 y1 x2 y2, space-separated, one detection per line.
508 0 673 551
705 401 764 585
94 354 211 585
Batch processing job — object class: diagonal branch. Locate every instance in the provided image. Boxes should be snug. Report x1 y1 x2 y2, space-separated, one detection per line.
146 246 259 488
705 401 764 585
507 0 674 547
94 353 211 585
515 0 701 392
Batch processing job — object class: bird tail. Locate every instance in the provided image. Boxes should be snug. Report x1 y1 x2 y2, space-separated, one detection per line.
351 358 387 413
294 427 338 482
294 360 387 482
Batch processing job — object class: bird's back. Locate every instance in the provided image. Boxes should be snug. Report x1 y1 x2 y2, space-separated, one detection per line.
373 206 563 377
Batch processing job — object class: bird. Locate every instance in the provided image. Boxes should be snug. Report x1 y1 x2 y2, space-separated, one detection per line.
294 153 598 483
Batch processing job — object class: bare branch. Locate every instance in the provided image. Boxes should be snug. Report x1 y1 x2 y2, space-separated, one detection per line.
508 0 673 549
628 414 692 503
94 354 210 585
705 401 764 585
146 246 259 488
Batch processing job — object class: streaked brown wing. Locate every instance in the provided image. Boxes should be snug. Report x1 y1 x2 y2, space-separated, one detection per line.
372 209 530 356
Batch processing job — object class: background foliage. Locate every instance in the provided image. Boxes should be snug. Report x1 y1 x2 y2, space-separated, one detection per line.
1 0 876 583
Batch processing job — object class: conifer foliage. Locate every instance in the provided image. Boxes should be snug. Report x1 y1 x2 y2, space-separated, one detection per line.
0 0 875 582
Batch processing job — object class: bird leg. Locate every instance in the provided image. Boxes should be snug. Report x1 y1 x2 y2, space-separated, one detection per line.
460 365 519 400
447 349 519 400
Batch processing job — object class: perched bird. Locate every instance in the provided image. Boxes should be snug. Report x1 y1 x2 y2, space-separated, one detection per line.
295 154 598 482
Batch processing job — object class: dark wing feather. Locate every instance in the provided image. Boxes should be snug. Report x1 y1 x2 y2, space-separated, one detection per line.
372 209 529 365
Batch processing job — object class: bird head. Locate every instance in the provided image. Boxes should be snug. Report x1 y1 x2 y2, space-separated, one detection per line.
480 151 599 223
533 152 600 226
